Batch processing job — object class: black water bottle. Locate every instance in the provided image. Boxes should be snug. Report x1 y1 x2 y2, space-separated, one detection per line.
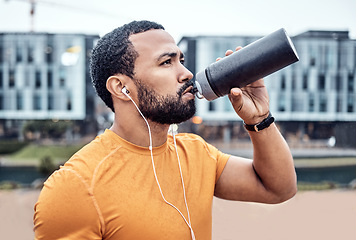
194 28 299 101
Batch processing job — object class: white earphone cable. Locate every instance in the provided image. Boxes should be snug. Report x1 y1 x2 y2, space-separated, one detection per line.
125 93 195 240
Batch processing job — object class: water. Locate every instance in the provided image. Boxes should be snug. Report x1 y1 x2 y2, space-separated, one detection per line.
296 165 356 185
0 165 356 186
0 166 48 185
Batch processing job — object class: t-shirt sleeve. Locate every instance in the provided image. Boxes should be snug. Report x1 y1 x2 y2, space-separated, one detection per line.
204 142 230 183
33 168 103 239
188 133 230 183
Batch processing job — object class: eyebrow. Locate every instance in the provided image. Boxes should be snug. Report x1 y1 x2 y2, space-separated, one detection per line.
156 51 184 62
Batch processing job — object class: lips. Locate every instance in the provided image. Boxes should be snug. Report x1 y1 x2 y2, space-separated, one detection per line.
182 86 193 95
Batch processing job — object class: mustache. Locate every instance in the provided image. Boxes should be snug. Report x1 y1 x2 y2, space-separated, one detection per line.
177 79 195 97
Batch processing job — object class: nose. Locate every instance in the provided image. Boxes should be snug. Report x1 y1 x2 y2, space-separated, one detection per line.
178 65 194 83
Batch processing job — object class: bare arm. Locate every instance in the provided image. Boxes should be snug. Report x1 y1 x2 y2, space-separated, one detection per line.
215 123 297 203
214 47 297 204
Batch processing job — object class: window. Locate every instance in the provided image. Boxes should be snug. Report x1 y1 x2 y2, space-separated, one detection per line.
35 70 41 88
16 44 22 62
0 69 3 88
280 75 286 90
208 101 216 111
28 45 34 63
47 70 53 88
318 74 326 90
16 91 23 110
319 94 327 112
302 72 308 90
66 92 72 111
309 57 316 66
0 45 3 63
309 93 315 112
347 94 354 112
336 95 342 112
9 69 15 87
59 69 66 87
348 73 354 92
33 94 41 110
291 72 297 90
48 94 54 110
45 46 53 63
336 74 342 91
278 94 286 112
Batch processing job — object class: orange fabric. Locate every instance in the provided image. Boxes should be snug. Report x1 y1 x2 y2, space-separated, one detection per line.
34 129 230 239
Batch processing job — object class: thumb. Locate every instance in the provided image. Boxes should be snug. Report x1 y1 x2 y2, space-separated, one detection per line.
228 88 243 111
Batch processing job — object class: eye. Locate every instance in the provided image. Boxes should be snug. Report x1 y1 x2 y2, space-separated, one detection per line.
180 59 185 65
161 59 172 65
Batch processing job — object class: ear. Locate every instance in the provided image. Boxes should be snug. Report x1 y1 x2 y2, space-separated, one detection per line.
106 74 131 100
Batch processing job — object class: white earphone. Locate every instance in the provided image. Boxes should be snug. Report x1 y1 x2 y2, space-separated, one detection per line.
121 85 195 239
122 87 129 96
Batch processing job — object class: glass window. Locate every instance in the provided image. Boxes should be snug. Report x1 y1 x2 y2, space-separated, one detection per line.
59 69 66 87
348 73 354 92
303 72 308 90
48 94 54 110
16 91 23 110
0 94 3 110
308 93 314 112
0 45 3 63
47 70 53 88
280 75 286 90
319 93 327 112
278 93 286 112
291 72 297 90
9 69 15 88
208 101 216 111
66 93 72 111
28 45 34 63
16 44 22 62
336 74 342 91
33 94 41 110
0 69 3 88
347 94 354 112
45 46 53 63
35 70 41 88
318 74 325 90
336 95 342 112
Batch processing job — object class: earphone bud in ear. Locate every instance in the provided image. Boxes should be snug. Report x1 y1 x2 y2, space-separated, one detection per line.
122 87 129 95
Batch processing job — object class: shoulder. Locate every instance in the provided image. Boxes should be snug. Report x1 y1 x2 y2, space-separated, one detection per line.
172 133 229 159
173 132 207 144
63 130 123 178
34 167 102 238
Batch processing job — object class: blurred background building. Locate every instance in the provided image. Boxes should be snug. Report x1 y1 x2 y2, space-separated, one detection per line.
0 29 355 147
0 32 99 140
179 30 356 147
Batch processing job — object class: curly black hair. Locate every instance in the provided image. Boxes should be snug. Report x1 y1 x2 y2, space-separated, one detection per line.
90 20 165 112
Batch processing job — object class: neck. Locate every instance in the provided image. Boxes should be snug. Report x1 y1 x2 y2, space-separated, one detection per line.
110 115 170 148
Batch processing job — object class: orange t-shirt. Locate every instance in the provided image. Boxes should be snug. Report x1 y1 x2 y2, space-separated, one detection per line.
34 129 230 239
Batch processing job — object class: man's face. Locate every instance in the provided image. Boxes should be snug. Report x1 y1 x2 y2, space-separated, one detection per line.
129 29 195 124
134 77 196 124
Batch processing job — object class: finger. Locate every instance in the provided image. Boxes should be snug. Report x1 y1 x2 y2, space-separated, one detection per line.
235 46 243 51
225 49 234 56
216 57 222 61
230 88 242 97
228 88 243 112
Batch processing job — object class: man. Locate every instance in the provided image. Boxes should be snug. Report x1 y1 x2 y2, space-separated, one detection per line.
34 20 297 239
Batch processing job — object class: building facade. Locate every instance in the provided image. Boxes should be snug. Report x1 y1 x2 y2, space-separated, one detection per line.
178 30 356 147
0 32 99 138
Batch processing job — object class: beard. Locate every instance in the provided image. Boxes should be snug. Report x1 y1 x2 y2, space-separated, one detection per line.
134 79 196 125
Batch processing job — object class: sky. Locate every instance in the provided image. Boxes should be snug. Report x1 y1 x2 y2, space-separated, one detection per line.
0 0 356 42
